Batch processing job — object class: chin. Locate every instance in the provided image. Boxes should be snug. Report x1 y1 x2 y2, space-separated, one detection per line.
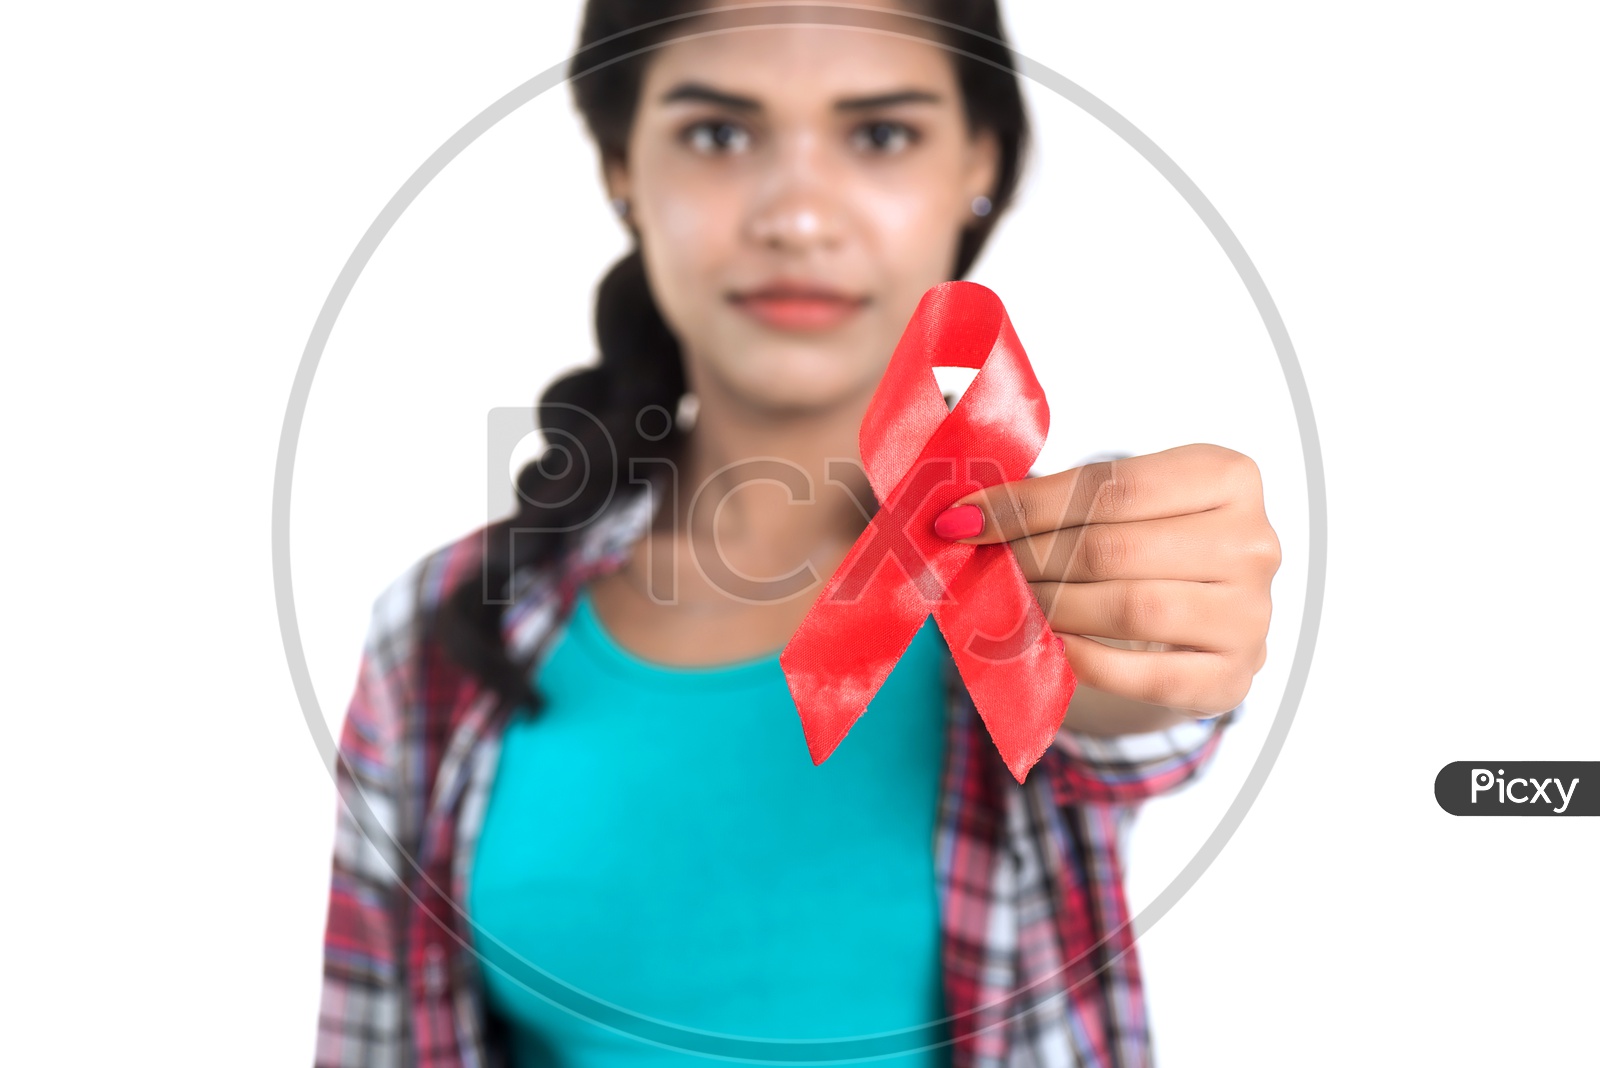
722 342 883 414
726 361 876 415
736 373 872 417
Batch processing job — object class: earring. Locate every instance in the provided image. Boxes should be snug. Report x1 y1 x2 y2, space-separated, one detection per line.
675 392 700 431
610 196 630 220
970 195 993 218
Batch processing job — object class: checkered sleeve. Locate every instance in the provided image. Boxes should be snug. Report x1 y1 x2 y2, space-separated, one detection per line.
1040 704 1237 807
314 571 421 1066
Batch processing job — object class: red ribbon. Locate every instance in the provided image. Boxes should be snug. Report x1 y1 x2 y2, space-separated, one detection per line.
780 281 1077 784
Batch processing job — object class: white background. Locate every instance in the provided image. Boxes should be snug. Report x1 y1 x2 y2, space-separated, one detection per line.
3 1 1595 1064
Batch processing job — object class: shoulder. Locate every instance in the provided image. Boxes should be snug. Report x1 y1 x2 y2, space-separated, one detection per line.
336 529 494 769
363 486 656 670
365 526 488 660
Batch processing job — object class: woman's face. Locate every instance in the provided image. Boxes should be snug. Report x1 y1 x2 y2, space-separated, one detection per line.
608 4 1000 419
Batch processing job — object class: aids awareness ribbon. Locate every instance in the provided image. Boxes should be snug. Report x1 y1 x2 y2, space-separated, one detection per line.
780 281 1076 784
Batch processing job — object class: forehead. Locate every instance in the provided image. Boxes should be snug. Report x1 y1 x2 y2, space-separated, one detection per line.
638 19 961 105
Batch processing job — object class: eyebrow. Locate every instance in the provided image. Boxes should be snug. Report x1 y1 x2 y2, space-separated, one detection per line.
835 90 943 111
658 83 944 112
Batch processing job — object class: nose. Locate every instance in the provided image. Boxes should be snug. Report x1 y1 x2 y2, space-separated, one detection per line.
743 131 846 254
748 202 837 250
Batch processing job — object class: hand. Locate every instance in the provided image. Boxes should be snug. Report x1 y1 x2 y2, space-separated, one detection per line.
935 444 1281 718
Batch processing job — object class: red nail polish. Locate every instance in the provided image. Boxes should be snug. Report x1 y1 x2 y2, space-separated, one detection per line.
933 504 984 541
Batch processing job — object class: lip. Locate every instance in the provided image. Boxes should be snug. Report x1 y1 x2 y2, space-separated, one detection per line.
727 282 869 332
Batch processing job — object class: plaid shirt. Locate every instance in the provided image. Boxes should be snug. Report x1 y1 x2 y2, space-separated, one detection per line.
316 486 1232 1068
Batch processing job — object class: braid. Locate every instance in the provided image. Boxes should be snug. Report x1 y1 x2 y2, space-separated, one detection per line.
437 248 686 716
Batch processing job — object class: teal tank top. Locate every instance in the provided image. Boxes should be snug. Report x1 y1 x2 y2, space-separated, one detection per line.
468 587 951 1066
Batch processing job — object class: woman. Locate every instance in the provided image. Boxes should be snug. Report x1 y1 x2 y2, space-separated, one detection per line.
315 2 1281 1066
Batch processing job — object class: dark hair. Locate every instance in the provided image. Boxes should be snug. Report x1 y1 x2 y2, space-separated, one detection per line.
438 0 1031 714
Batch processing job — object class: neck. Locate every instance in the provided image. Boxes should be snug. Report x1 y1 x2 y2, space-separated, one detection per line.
671 377 875 590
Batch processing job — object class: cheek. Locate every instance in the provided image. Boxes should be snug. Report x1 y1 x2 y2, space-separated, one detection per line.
854 180 965 308
638 193 746 352
859 157 964 256
651 186 730 259
635 159 742 301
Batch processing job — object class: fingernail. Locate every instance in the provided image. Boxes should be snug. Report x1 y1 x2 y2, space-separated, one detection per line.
1055 634 1067 653
933 504 984 541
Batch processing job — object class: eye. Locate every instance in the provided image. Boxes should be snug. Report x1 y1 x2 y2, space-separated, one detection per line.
851 120 918 154
683 120 752 155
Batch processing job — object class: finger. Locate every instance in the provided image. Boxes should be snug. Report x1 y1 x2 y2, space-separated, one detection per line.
1059 634 1252 716
1010 510 1277 583
1030 579 1263 652
937 444 1261 545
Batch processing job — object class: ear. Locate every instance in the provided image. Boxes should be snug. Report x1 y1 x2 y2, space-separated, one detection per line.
963 127 1001 210
603 154 633 210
